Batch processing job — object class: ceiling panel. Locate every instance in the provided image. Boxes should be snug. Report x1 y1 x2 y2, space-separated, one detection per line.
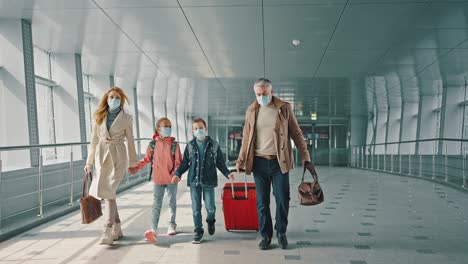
103 7 211 78
376 48 450 75
266 51 323 78
182 6 263 78
393 28 468 49
29 8 119 34
264 4 343 78
316 49 386 77
264 0 345 5
264 5 343 51
104 8 190 33
4 0 96 10
329 3 428 49
416 48 468 87
146 51 207 67
180 0 261 7
94 0 178 8
139 31 201 52
414 3 468 29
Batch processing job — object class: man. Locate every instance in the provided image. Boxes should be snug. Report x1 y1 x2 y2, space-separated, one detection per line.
236 78 311 250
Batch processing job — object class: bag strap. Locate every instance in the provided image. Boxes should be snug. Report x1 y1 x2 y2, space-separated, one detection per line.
169 141 177 174
148 140 156 181
82 172 92 197
302 161 318 183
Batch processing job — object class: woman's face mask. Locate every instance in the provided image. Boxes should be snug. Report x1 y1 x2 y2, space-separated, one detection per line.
107 98 121 110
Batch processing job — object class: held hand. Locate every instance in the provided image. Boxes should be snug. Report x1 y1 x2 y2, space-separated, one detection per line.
228 174 235 181
236 162 241 174
84 164 92 174
128 167 138 175
303 160 316 175
171 176 180 184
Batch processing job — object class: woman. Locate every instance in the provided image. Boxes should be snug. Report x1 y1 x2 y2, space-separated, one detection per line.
84 87 138 245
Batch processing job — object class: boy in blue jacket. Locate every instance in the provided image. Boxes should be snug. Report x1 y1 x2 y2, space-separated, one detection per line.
172 118 234 244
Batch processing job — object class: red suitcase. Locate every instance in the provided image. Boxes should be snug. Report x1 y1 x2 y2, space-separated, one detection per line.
222 171 259 232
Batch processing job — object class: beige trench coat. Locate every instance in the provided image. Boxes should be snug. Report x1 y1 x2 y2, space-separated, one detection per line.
86 110 138 199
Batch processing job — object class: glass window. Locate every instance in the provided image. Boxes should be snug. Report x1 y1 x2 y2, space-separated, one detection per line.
36 83 56 161
34 47 58 161
34 46 50 79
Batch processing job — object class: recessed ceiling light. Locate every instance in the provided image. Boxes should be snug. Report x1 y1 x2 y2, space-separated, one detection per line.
292 39 301 46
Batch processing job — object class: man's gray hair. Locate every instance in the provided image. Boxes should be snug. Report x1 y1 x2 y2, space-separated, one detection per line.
253 78 272 90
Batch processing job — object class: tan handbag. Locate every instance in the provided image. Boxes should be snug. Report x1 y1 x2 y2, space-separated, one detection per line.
80 172 102 224
298 162 324 206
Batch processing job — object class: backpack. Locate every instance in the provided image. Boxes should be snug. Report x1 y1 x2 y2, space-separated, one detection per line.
187 139 218 163
148 140 177 181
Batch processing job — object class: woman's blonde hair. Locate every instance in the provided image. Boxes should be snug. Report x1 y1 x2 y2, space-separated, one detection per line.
94 87 129 125
155 117 171 134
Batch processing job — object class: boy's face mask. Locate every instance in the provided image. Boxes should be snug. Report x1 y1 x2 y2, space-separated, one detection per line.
193 128 207 140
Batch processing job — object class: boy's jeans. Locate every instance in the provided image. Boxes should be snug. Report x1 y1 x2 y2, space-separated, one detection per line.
152 184 178 231
190 185 216 233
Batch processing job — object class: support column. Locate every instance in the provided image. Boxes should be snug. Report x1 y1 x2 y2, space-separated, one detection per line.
438 84 447 155
109 75 115 87
74 54 87 159
175 80 180 140
133 87 140 151
398 79 405 155
150 95 156 129
21 19 39 166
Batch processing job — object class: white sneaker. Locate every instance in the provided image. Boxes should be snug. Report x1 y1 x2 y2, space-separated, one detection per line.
100 226 113 245
112 223 123 240
167 225 177 236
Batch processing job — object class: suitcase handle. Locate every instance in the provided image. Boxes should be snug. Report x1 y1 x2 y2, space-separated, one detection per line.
232 197 248 201
229 169 248 200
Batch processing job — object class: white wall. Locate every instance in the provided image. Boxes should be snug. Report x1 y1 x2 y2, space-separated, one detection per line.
0 19 30 168
153 73 168 120
443 85 464 154
400 102 418 154
136 78 155 153
166 77 179 131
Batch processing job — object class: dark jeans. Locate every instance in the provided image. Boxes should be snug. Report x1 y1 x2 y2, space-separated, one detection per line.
252 157 290 239
190 185 216 233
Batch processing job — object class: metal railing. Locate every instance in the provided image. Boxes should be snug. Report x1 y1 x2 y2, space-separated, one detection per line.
0 138 186 236
351 138 468 189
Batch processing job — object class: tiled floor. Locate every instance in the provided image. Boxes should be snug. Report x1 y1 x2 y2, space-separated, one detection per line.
0 167 467 264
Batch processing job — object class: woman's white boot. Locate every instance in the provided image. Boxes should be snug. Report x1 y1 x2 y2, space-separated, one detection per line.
100 226 113 245
112 223 123 240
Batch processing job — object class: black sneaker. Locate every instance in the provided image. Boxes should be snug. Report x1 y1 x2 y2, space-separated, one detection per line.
192 231 204 244
278 233 288 249
207 220 216 235
258 237 271 250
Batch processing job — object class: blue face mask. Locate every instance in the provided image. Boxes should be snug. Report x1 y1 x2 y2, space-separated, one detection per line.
108 98 121 110
159 127 172 137
193 128 206 140
256 95 271 107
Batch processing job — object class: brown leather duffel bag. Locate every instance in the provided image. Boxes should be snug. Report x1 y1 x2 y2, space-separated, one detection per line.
298 162 324 206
